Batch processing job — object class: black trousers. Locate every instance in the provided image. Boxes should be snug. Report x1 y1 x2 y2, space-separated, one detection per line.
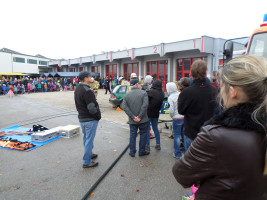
105 86 111 94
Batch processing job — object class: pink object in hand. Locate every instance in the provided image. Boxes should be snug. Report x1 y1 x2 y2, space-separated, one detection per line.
191 185 198 198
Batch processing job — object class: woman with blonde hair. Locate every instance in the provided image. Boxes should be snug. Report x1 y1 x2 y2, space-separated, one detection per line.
173 55 267 200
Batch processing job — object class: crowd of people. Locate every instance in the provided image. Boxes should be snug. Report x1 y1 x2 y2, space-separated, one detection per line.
74 55 267 200
0 75 132 96
0 76 82 95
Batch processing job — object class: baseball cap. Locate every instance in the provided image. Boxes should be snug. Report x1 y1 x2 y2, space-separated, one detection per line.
78 71 91 80
130 73 137 79
130 79 140 86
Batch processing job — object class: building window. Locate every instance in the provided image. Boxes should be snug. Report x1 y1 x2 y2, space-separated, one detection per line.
79 67 84 72
69 68 76 72
13 57 25 63
123 63 139 81
146 60 168 91
176 57 207 81
27 59 37 64
105 64 117 80
39 60 48 65
91 66 100 73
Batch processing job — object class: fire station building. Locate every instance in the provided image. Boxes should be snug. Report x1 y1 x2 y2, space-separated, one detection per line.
48 36 246 88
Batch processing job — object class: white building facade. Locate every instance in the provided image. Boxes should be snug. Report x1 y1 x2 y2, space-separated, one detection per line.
48 36 246 89
0 48 52 74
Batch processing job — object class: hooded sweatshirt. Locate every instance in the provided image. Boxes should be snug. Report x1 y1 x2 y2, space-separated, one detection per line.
147 79 165 118
166 82 183 119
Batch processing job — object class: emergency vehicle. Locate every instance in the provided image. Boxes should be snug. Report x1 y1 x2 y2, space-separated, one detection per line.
224 14 267 61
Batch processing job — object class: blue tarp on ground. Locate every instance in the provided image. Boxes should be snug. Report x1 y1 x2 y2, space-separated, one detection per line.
0 125 61 151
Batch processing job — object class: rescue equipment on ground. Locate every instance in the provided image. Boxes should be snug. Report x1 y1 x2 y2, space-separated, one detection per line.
0 137 36 151
58 125 80 138
32 124 48 132
31 127 60 143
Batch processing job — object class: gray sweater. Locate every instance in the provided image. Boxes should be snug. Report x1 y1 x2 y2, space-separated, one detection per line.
121 87 149 124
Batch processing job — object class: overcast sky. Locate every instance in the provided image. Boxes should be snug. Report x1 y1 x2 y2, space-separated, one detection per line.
0 0 267 59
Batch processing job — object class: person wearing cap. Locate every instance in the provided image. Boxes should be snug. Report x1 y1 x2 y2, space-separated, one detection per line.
74 71 101 168
130 73 137 80
121 79 150 157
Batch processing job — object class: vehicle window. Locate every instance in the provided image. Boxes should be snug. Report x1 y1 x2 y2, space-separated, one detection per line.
248 32 267 57
117 86 127 93
112 85 120 93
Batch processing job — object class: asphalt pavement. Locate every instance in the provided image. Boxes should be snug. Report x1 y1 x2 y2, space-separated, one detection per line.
0 95 189 200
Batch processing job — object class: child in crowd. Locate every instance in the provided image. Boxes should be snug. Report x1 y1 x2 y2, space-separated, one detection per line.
32 83 35 92
21 84 25 94
9 85 14 92
35 82 38 92
44 83 47 92
14 85 18 96
27 83 31 94
1 84 6 95
17 84 21 94
38 83 41 92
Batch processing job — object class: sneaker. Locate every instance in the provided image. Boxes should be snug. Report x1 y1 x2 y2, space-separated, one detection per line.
139 151 150 156
83 162 98 168
129 153 135 157
145 146 150 153
155 144 161 150
91 154 98 159
172 153 180 159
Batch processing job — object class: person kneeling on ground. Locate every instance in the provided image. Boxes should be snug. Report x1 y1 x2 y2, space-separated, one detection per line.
74 71 101 168
121 79 150 157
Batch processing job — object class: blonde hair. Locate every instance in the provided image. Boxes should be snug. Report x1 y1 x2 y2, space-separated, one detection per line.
219 55 267 132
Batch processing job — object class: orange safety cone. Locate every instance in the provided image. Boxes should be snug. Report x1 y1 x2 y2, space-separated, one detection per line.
116 107 123 111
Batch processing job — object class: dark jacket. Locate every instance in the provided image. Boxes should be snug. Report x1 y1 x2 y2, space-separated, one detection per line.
178 78 218 140
147 80 165 118
173 103 267 200
121 87 149 124
74 83 101 122
105 79 110 87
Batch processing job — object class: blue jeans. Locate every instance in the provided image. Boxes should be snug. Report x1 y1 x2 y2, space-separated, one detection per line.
80 120 99 165
173 119 184 158
184 134 193 153
146 118 160 146
129 122 149 156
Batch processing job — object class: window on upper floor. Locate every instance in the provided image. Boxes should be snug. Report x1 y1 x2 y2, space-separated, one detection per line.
13 57 25 63
39 60 48 65
27 59 37 64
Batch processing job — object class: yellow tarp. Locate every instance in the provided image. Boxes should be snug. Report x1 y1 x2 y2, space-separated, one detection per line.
0 73 28 76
